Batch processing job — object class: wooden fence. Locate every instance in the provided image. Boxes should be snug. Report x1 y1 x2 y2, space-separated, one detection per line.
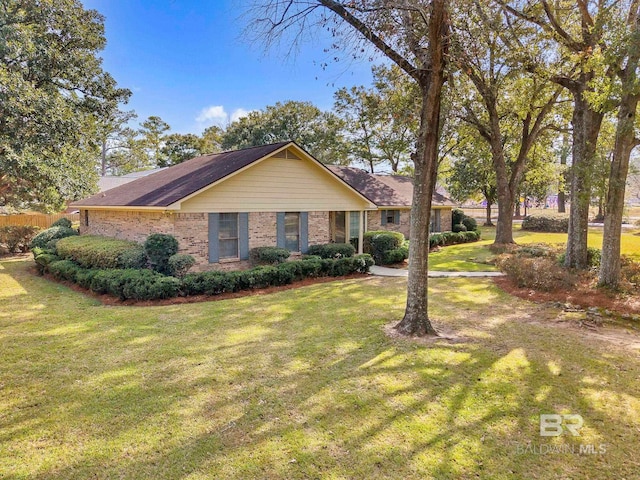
0 213 79 229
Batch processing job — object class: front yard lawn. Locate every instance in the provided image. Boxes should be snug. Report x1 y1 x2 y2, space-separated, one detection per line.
428 225 640 271
1 257 639 479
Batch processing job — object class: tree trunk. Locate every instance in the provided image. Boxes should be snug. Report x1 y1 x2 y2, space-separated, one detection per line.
101 139 107 177
558 133 569 213
394 2 448 337
485 202 493 226
599 97 637 286
599 14 640 287
565 85 604 269
492 142 516 244
395 78 442 335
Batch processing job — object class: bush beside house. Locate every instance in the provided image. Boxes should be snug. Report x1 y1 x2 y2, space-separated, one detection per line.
33 232 374 301
364 231 407 265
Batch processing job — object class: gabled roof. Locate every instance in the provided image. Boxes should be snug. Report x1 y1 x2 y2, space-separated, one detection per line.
73 142 292 208
329 166 456 207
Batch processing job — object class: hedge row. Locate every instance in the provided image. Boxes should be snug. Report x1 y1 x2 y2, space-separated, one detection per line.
306 243 355 259
37 253 374 301
429 230 481 249
521 214 569 233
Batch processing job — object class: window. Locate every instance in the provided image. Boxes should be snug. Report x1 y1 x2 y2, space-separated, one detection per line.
349 211 360 246
284 212 300 251
383 210 400 225
333 211 346 243
83 210 89 227
218 213 239 259
430 209 441 233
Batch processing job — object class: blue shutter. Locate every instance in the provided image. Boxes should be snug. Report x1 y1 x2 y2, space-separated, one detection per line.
208 213 219 263
239 213 249 260
276 212 285 248
300 212 309 253
381 210 387 226
394 210 400 225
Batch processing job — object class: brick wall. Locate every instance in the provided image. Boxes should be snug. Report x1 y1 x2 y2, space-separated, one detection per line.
80 210 175 242
366 209 411 239
438 207 453 232
80 209 333 272
308 211 330 245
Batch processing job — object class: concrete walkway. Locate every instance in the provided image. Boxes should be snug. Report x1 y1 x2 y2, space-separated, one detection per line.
369 265 505 278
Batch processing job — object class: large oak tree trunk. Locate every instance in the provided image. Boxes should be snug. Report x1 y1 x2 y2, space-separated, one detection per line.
565 85 604 269
599 97 638 286
599 14 640 286
394 2 448 337
491 139 516 244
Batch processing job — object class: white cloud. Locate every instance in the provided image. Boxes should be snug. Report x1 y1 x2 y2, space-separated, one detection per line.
230 108 251 123
196 105 228 125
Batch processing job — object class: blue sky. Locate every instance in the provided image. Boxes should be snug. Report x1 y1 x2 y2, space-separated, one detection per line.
83 0 375 134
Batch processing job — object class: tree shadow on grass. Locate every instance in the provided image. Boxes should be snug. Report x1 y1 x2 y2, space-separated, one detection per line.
1 260 639 479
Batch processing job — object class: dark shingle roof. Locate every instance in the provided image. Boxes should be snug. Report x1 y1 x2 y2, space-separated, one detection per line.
329 166 455 207
72 142 291 207
328 166 408 206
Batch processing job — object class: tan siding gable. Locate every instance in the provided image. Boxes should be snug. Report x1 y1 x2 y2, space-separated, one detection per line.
179 155 373 213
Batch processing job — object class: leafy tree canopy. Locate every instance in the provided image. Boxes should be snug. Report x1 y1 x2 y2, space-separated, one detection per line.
0 0 130 212
221 100 348 164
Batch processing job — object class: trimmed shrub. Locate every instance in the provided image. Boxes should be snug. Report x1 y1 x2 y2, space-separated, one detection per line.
182 271 232 296
90 268 180 300
34 253 61 274
0 225 41 253
452 208 465 226
462 216 478 232
181 255 373 298
521 214 569 233
56 235 145 269
29 226 78 249
364 230 404 265
50 217 72 228
496 254 576 291
429 229 481 249
452 223 467 233
307 243 355 259
117 247 148 269
48 259 81 281
249 246 291 266
383 246 409 265
144 234 179 274
168 254 196 278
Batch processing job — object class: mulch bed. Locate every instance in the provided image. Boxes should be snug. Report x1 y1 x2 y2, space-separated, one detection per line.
493 276 640 316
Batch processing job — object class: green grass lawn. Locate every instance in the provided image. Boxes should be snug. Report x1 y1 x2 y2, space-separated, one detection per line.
428 224 640 271
1 257 639 479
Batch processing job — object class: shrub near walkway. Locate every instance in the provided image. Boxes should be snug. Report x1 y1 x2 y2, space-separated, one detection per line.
1 257 639 479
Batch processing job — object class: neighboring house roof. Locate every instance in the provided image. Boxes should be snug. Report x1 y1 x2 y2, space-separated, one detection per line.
329 166 456 208
73 142 292 208
97 168 168 193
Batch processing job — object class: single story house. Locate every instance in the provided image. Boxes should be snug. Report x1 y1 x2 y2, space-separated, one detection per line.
71 141 454 271
328 166 454 238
